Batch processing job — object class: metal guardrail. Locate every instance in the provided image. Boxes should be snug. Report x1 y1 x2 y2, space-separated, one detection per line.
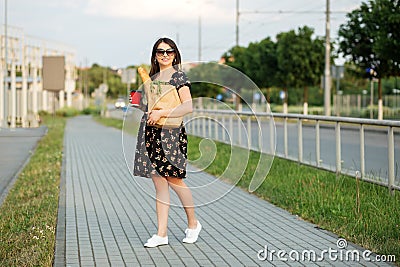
187 109 400 194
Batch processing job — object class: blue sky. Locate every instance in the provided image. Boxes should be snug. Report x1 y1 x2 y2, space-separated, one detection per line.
6 0 363 68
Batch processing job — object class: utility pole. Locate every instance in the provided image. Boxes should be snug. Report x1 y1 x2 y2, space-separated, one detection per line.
324 0 331 116
235 0 239 47
198 16 202 61
236 1 341 116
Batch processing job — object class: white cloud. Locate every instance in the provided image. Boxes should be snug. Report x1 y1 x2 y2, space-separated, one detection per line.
84 0 233 24
38 0 84 9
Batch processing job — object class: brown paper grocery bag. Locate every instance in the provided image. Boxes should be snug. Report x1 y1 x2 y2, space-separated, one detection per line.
147 81 182 128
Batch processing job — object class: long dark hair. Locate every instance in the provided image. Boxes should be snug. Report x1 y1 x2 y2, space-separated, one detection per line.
149 37 182 78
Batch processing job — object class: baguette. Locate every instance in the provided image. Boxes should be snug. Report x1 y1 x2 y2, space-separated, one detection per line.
137 67 151 83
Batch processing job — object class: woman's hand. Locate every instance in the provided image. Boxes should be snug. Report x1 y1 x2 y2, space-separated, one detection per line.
147 109 164 125
146 85 193 125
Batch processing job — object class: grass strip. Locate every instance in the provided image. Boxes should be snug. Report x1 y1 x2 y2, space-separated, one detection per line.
0 116 65 267
187 135 399 265
93 114 139 136
93 115 124 129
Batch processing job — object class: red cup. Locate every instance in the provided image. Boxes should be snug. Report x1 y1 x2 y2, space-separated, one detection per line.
130 90 142 107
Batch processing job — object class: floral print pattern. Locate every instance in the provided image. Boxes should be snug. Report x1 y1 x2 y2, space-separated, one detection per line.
170 70 191 90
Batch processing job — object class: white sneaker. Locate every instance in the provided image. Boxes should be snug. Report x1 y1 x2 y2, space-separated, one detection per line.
144 235 168 248
183 221 202 244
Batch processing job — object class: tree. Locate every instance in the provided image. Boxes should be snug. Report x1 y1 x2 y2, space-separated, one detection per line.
186 62 225 99
223 38 278 109
338 0 400 119
86 64 126 98
252 38 278 103
222 28 325 112
276 26 325 114
222 46 251 109
223 38 277 89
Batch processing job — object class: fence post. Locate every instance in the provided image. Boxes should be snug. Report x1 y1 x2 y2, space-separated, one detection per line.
229 115 233 144
202 116 206 137
191 113 195 135
284 117 288 157
222 116 226 141
388 126 395 195
336 122 342 175
258 118 262 151
298 119 303 163
270 116 274 155
195 112 198 135
360 124 365 178
315 120 320 166
215 115 219 141
247 116 251 149
238 117 242 146
193 112 197 135
208 115 212 138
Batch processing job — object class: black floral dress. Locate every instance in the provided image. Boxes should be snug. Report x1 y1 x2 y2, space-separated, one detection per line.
133 71 190 178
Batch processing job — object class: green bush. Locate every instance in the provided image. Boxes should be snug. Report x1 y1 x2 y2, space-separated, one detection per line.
55 107 79 117
38 110 49 117
81 106 101 115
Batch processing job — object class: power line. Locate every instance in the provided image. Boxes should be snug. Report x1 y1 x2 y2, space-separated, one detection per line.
234 0 333 116
235 0 350 46
239 10 347 14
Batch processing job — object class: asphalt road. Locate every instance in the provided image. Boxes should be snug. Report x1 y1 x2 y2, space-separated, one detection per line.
0 126 47 205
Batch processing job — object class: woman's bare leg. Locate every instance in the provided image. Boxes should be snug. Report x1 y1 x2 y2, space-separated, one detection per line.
151 175 170 237
167 177 197 229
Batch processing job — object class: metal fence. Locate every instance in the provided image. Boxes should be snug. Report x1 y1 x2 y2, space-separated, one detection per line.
187 109 400 194
333 94 400 119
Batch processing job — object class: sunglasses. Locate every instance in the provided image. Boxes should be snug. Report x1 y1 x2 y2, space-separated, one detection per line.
156 48 175 57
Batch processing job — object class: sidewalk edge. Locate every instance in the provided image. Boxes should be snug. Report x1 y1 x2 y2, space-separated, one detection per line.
53 129 67 267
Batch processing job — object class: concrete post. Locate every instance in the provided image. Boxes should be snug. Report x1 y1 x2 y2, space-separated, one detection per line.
10 59 16 128
31 63 39 127
42 89 48 113
59 90 64 109
0 57 4 128
21 47 28 127
65 66 71 107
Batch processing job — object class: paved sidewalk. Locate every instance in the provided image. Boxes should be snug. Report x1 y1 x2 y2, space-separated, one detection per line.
0 126 47 206
54 116 393 267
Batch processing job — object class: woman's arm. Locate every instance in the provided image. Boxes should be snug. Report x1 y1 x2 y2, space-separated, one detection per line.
147 86 192 124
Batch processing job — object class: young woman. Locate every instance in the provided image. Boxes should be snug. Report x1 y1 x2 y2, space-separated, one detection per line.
134 37 201 248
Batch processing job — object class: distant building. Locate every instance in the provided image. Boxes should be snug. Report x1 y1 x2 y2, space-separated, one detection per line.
0 25 76 128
